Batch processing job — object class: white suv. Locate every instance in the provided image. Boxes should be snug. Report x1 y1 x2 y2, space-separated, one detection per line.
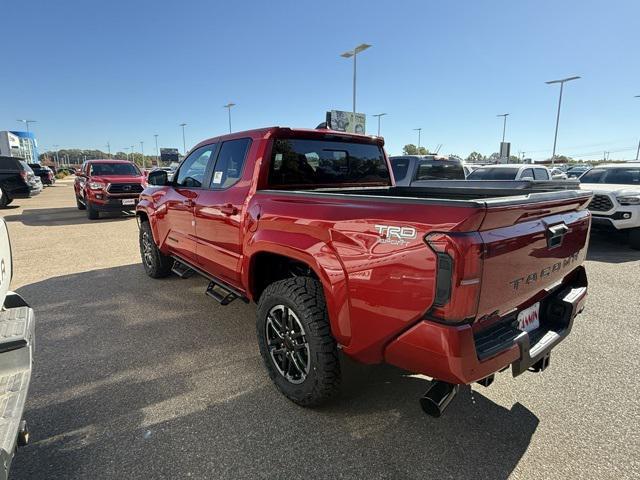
580 163 640 249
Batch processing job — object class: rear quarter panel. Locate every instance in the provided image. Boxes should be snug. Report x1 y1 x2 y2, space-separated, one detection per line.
246 191 486 363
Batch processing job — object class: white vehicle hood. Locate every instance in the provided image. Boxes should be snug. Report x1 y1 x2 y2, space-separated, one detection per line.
580 183 640 195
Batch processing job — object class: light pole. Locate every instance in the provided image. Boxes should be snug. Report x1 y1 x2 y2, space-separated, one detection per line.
140 141 145 169
131 145 135 165
223 103 236 133
340 43 372 115
154 134 159 165
123 147 131 161
106 142 111 158
546 75 581 166
414 128 422 150
635 96 640 161
496 113 509 143
372 113 387 136
17 119 36 133
179 123 187 155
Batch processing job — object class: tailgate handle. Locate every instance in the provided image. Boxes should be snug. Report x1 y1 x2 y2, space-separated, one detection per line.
547 224 569 249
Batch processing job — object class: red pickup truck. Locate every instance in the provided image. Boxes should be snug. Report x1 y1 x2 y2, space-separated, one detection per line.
74 159 145 219
136 127 591 416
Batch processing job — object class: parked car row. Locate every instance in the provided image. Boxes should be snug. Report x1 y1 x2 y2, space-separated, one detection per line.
0 156 43 208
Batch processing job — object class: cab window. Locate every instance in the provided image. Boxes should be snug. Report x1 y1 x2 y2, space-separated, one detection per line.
209 138 251 189
534 168 549 180
175 144 216 188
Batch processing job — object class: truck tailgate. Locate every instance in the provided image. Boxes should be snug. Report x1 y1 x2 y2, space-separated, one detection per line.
476 192 592 319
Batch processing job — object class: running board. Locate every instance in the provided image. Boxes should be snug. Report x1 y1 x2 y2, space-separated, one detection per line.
171 256 249 305
206 281 239 305
172 261 195 279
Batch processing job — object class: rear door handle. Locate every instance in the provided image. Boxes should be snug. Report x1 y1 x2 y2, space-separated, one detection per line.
220 203 238 216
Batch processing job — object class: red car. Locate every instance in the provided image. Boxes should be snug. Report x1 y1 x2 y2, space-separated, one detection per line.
74 159 145 219
136 127 591 416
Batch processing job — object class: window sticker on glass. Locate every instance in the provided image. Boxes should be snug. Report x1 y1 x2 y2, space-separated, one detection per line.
273 153 283 171
213 171 223 184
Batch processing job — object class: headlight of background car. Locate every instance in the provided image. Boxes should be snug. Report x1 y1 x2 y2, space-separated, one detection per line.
616 194 640 205
88 182 105 190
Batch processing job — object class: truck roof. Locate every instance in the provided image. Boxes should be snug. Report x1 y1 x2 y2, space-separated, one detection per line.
193 127 384 151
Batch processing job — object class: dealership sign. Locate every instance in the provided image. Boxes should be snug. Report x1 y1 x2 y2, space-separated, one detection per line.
326 110 366 134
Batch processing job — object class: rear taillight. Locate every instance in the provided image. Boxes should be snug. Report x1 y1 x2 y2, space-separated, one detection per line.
425 232 484 323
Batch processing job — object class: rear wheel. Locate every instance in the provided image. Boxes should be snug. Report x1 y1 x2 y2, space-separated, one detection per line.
629 228 640 250
256 277 340 406
139 220 173 278
86 200 99 220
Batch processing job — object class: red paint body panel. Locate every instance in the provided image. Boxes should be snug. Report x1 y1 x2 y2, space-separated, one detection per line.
137 127 591 384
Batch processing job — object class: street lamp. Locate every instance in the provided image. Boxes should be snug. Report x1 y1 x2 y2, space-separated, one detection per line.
223 103 236 133
179 123 187 155
140 141 145 169
106 142 111 158
496 113 509 143
154 134 159 165
634 96 640 161
372 113 387 136
546 75 581 166
340 43 372 115
17 119 36 133
414 128 423 150
123 147 131 161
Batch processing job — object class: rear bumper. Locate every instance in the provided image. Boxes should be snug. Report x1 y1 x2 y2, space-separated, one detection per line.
0 292 34 480
384 267 587 384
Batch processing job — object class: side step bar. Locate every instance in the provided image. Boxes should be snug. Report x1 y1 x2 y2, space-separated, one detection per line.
171 257 249 306
171 261 195 279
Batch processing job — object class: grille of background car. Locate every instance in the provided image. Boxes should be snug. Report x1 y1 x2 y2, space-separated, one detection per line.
107 183 144 194
588 194 614 212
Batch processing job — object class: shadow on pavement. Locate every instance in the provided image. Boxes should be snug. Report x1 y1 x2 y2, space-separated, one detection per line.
12 264 538 479
587 230 640 263
3 207 135 226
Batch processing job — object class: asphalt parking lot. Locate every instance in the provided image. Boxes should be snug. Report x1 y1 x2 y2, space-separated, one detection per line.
2 179 639 479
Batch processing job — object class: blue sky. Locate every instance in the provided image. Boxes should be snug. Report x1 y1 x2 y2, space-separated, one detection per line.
3 0 639 160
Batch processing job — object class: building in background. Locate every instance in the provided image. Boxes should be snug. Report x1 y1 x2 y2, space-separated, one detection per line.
0 131 39 163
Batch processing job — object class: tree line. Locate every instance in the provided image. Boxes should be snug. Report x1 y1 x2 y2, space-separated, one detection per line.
39 149 158 167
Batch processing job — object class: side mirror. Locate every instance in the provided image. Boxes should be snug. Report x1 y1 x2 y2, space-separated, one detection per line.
148 169 168 186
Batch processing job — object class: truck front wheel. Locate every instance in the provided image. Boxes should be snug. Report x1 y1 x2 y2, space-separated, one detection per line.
256 277 341 407
139 220 173 278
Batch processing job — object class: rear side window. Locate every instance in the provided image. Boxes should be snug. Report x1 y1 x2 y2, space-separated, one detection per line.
414 161 465 180
268 138 390 187
520 168 534 179
210 138 251 189
390 158 411 182
467 167 519 180
533 168 549 180
175 144 216 188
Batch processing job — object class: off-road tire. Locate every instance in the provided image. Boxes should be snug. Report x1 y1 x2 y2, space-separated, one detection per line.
139 220 173 278
256 277 340 406
76 196 86 210
629 228 640 250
